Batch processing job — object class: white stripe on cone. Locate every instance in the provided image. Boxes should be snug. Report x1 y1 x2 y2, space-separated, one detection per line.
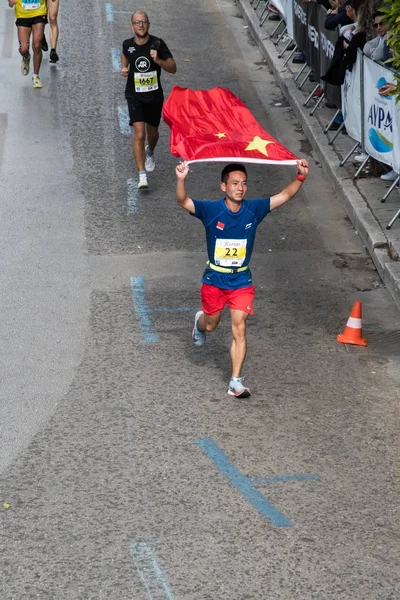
346 316 362 329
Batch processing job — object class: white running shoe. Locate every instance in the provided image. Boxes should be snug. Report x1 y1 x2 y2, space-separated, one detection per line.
145 146 156 172
354 152 368 163
21 54 30 76
138 172 148 189
32 76 43 89
380 170 399 182
228 377 251 398
192 310 206 347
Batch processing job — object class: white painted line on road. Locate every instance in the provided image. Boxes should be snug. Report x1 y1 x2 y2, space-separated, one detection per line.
118 105 130 136
130 542 176 599
111 48 121 72
127 178 139 214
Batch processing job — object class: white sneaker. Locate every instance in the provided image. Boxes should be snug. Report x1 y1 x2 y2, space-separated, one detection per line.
380 170 399 182
354 152 368 163
21 54 30 76
145 146 156 172
228 377 251 398
138 172 148 189
32 76 43 89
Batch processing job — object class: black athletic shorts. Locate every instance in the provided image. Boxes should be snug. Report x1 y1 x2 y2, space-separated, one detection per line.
127 96 164 128
16 15 48 27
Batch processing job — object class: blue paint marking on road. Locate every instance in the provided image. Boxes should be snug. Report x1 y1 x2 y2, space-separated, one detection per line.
118 105 130 136
130 277 159 343
127 179 138 214
130 542 176 600
252 474 320 485
105 2 114 22
111 48 121 72
198 438 298 527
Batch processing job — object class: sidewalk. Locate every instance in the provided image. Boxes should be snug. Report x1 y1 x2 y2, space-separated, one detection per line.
237 0 400 309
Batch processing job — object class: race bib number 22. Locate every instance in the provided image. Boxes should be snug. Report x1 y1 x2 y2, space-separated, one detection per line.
214 239 247 267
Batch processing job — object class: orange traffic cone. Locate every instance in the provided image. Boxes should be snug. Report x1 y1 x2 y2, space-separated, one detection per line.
337 300 367 346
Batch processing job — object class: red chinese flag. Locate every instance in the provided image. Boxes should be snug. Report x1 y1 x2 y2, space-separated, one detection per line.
163 86 298 165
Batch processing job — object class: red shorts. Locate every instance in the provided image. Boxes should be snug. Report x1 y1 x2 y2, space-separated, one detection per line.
201 284 255 316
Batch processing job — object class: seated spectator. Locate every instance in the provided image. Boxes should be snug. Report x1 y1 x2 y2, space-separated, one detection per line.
325 0 353 30
363 11 390 62
321 0 366 86
300 0 331 10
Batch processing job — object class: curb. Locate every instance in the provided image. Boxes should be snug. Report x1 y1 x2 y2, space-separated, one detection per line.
237 0 400 309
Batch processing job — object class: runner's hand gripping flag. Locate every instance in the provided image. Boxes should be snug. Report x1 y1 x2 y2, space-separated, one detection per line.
163 86 298 165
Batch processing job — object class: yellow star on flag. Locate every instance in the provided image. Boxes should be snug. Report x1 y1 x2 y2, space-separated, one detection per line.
245 136 275 157
215 132 226 139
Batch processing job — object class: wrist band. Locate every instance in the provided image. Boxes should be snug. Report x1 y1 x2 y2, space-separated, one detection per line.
296 174 306 182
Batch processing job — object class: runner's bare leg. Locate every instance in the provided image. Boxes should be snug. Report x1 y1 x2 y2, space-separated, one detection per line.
48 0 60 50
229 309 248 378
18 25 31 58
146 123 159 153
132 122 146 171
31 22 44 74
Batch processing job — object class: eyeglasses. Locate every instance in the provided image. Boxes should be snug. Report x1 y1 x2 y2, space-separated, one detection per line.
133 20 148 26
373 22 382 27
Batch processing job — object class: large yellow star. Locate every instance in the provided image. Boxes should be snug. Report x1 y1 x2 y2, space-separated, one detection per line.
215 132 226 139
245 136 275 157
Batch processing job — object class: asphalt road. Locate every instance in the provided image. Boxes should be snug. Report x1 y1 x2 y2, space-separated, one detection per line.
1 1 399 599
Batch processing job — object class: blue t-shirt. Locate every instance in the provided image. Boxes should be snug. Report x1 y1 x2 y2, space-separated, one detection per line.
191 197 271 290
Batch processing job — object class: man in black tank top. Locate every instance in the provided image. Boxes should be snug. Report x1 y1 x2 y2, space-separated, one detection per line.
121 11 177 190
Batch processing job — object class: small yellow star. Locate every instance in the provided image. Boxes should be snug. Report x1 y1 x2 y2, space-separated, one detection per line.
215 132 226 139
245 136 275 157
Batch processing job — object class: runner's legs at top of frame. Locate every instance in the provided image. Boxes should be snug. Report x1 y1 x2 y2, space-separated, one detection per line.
47 0 60 63
128 97 162 189
16 15 46 88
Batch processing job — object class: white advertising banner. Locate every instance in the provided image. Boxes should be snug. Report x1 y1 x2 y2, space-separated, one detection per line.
363 57 397 169
341 52 362 142
271 0 294 39
391 87 400 175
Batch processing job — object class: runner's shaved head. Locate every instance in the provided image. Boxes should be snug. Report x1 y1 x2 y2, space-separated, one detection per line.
132 10 149 23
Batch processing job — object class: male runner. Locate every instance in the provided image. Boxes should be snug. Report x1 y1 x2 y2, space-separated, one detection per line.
9 0 47 88
47 0 60 63
121 11 176 190
176 159 309 398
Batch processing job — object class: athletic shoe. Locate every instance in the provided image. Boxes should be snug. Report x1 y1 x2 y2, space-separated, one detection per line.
145 146 156 172
41 34 48 52
381 170 399 182
228 377 251 398
21 54 30 76
138 173 148 189
268 10 281 21
32 76 43 89
192 310 206 348
354 152 368 163
49 49 59 63
292 51 306 64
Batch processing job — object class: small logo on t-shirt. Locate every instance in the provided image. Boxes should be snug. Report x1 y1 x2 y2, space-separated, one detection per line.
216 221 225 230
245 222 253 230
135 56 150 72
127 46 136 53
